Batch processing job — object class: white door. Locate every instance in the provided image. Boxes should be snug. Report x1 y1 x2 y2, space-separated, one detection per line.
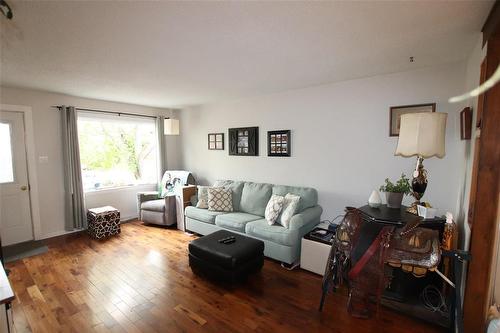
0 111 33 246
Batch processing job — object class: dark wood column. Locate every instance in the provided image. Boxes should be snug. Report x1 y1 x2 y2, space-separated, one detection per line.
463 34 500 332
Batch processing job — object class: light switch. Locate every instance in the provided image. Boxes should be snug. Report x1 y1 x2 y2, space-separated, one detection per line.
39 156 49 164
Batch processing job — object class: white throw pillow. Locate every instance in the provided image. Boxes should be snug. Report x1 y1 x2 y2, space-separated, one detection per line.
265 195 285 225
196 186 212 209
207 187 233 212
279 194 300 228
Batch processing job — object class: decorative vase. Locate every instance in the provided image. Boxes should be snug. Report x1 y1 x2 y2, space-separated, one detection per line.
368 190 382 208
386 192 404 209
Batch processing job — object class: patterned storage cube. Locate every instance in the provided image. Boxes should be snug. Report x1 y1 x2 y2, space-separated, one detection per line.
87 206 120 240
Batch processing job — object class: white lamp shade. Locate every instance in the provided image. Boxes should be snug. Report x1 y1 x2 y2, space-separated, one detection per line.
164 118 179 135
395 112 447 159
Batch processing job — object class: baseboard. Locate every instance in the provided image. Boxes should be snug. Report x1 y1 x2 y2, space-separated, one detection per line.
38 216 138 241
39 228 84 240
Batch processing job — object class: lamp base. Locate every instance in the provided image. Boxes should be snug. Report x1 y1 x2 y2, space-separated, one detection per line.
409 157 427 215
406 202 419 215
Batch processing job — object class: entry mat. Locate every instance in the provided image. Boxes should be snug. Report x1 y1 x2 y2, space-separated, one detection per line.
3 240 48 263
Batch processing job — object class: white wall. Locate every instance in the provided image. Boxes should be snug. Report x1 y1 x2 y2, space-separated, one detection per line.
0 86 181 239
84 184 155 221
458 36 486 249
179 61 469 221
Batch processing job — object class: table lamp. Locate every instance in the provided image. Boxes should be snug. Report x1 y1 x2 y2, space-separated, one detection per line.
164 118 180 135
395 112 447 214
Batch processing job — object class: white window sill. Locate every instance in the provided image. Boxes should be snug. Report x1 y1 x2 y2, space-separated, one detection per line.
84 183 156 195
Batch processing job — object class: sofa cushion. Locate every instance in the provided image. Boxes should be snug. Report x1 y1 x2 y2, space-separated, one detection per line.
245 219 298 246
272 185 318 212
279 193 300 228
141 199 165 212
196 186 212 209
208 187 233 212
264 195 284 225
185 206 227 225
239 182 272 216
215 213 262 232
213 180 245 211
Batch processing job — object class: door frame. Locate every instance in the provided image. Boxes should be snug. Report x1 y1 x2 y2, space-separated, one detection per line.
0 104 42 241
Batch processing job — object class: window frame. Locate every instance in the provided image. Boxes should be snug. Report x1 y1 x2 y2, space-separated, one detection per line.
0 121 15 184
77 111 160 193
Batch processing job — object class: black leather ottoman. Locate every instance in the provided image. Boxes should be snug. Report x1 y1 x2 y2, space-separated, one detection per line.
188 230 264 283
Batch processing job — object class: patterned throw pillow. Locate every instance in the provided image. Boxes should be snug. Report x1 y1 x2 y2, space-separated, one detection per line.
265 195 285 225
208 188 233 212
279 194 300 228
196 186 212 209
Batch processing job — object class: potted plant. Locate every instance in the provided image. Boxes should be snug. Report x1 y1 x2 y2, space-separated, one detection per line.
379 173 411 209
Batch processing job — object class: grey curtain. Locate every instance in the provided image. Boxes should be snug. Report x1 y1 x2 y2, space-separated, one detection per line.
156 116 167 179
61 106 86 230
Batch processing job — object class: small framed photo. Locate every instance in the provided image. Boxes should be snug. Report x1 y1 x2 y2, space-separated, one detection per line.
208 133 224 150
268 130 291 157
389 103 436 136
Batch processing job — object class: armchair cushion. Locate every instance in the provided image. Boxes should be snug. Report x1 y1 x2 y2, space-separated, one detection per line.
141 199 165 212
137 191 160 213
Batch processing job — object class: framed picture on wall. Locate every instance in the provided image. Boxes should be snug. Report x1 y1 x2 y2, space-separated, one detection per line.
389 103 436 136
268 130 291 157
208 133 224 150
228 127 258 156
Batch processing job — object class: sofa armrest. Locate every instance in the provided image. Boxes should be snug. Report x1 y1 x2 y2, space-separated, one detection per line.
137 191 159 212
289 206 323 230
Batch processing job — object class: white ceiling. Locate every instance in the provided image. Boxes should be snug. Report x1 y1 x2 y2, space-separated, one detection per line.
0 1 493 108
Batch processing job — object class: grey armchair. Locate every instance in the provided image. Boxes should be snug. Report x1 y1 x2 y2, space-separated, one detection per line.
137 171 195 226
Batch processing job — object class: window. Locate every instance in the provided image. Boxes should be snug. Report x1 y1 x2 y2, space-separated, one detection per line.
0 122 14 184
77 113 159 191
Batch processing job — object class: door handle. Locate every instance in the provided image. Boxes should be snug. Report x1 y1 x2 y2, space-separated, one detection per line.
20 185 28 191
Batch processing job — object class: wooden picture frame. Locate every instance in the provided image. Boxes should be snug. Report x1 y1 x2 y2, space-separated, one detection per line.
228 127 258 156
268 130 291 157
389 103 436 136
208 133 224 150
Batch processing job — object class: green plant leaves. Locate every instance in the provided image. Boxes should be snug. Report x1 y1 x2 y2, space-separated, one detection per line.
379 173 411 195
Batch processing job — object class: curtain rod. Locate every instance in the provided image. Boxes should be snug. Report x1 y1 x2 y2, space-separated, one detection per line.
51 105 165 119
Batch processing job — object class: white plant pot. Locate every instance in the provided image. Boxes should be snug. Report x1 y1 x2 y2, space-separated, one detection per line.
368 190 382 208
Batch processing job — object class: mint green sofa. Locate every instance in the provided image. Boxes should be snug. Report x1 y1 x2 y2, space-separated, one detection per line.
184 180 323 265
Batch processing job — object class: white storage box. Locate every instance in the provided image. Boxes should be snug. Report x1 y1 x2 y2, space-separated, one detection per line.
417 205 437 219
300 228 334 275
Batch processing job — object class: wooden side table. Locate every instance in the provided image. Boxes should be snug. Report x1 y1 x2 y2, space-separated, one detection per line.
356 204 448 327
175 185 197 231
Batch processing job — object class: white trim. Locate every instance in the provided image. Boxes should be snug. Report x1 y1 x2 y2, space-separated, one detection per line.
39 216 137 240
121 215 138 222
0 104 43 241
84 183 157 194
40 228 83 240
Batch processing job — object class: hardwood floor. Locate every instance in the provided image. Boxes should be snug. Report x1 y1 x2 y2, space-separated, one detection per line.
6 221 444 333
